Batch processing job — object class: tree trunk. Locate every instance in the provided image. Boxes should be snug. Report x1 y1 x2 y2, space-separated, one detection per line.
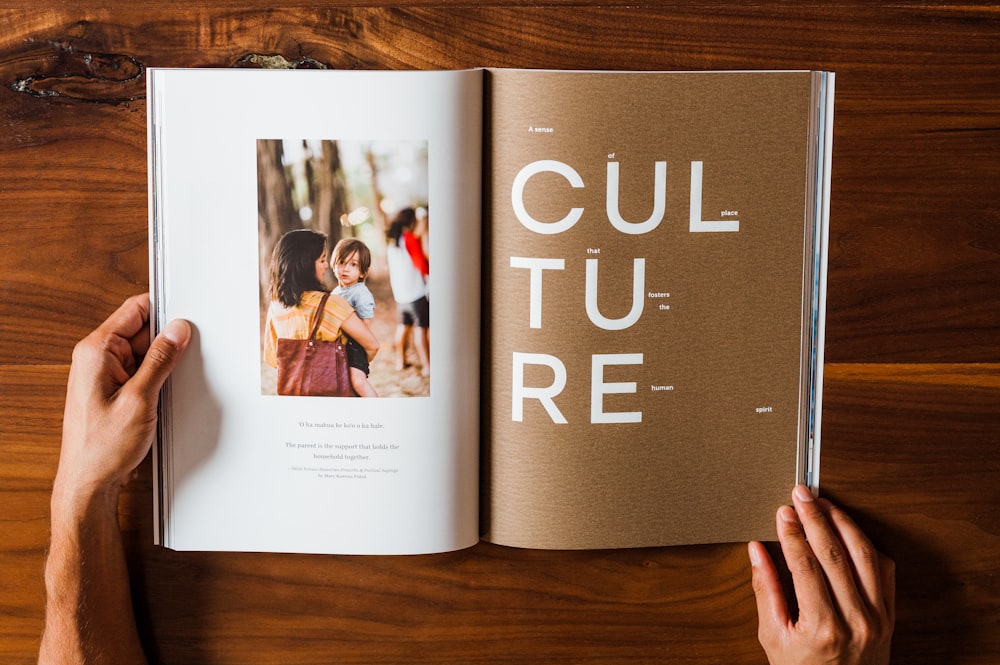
257 139 300 303
314 140 349 245
365 144 388 234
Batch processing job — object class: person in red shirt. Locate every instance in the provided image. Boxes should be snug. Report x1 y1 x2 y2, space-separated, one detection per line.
385 207 431 376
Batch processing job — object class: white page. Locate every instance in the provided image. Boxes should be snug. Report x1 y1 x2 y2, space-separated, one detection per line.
148 68 482 554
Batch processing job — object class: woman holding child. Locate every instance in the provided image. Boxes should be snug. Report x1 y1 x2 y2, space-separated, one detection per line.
263 229 379 396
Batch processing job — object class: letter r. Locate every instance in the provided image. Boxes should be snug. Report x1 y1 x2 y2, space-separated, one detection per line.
512 352 568 424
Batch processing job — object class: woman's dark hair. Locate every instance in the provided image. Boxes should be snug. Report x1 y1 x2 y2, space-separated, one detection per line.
386 207 417 244
269 229 328 307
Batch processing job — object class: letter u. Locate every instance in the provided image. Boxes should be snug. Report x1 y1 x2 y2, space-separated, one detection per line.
585 258 646 330
606 161 666 235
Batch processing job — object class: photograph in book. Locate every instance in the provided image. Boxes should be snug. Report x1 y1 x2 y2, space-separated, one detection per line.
257 139 432 399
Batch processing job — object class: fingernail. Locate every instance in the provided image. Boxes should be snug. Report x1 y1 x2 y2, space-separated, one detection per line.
162 319 191 347
778 505 799 524
793 484 814 503
748 542 762 566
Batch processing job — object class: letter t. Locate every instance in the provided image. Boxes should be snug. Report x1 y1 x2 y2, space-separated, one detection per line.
510 257 565 328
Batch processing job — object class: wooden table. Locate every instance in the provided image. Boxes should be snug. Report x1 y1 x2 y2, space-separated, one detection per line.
2 3 998 663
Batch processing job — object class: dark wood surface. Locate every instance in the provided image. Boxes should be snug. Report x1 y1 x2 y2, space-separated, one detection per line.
1 3 998 663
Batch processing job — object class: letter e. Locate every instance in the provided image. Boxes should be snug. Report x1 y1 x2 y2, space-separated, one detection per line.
591 354 643 424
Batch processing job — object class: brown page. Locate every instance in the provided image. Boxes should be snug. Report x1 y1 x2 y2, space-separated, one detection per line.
483 70 828 548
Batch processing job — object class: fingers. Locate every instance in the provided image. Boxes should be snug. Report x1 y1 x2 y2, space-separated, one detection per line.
75 295 189 402
71 295 152 379
774 495 837 626
96 294 152 344
56 296 192 499
791 486 870 624
127 319 191 401
818 498 886 617
880 553 896 629
822 498 896 643
751 489 896 665
748 541 789 642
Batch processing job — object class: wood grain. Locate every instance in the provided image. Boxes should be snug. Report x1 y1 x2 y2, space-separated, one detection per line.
821 364 1000 665
2 4 999 664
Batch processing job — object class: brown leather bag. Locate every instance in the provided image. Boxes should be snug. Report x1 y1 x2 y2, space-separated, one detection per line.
276 293 355 397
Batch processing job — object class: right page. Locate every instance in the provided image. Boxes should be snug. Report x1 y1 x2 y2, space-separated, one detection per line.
483 69 832 549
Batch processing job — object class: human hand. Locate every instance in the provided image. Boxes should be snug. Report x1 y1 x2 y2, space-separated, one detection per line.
748 486 895 665
54 294 190 504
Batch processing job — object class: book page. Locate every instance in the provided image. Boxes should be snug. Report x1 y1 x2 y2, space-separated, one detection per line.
149 68 482 554
483 69 825 549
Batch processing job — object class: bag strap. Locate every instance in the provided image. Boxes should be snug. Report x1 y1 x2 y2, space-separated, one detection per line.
308 293 331 341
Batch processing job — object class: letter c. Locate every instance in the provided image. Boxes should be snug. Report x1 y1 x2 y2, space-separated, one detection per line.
511 160 585 234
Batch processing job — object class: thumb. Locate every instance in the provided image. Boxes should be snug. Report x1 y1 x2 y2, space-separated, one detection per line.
130 319 192 398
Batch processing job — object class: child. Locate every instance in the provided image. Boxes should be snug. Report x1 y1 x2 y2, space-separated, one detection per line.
330 238 378 397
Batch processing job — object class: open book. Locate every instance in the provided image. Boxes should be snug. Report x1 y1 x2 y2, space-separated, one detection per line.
148 67 833 554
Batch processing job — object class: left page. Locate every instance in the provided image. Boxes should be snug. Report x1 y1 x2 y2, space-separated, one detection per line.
148 68 483 554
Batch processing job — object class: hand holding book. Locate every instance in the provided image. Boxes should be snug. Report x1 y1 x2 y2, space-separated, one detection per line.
749 486 895 665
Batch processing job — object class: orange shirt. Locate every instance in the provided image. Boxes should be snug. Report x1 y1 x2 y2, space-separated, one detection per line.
263 291 355 368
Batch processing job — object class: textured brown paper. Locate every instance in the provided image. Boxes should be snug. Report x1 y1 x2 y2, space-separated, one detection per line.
483 70 822 548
